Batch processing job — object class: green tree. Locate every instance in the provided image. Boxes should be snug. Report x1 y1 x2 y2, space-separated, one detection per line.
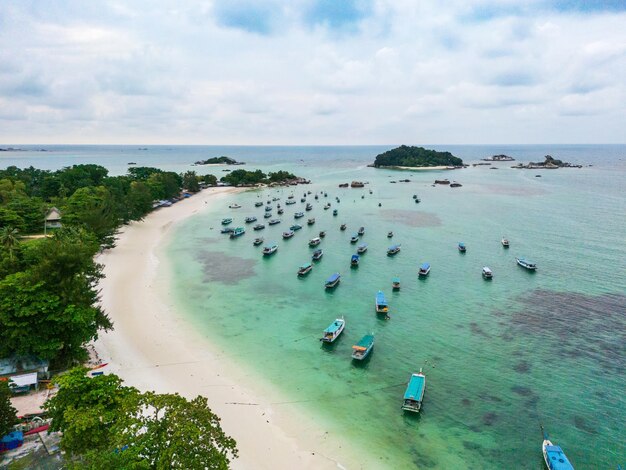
203 174 218 186
6 196 45 233
0 226 20 262
0 380 18 437
182 171 200 193
0 207 25 232
127 181 154 220
62 186 119 245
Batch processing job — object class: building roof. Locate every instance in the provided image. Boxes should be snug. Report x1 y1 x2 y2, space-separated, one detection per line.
45 207 62 221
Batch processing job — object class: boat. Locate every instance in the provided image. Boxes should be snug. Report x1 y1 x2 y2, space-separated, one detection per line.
253 237 264 246
357 243 368 254
312 249 323 261
307 218 315 225
541 426 575 470
358 226 365 236
305 203 313 211
350 233 359 243
501 237 510 247
401 369 426 413
294 212 304 219
414 198 420 203
228 203 241 209
253 224 265 231
516 257 537 270
458 242 466 252
268 219 281 225
272 197 279 201
277 208 284 214
325 272 341 289
375 291 388 313
387 244 401 255
392 277 401 290
351 334 374 360
300 198 306 203
324 203 331 210
387 231 393 238
340 223 347 231
320 317 345 343
286 199 296 205
221 218 233 225
262 243 278 255
418 263 431 276
412 194 418 199
230 227 245 238
264 212 272 218
245 216 257 223
482 266 493 279
288 195 294 199
319 231 326 238
290 224 302 231
221 227 234 234
297 263 313 276
351 254 360 266
255 202 263 207
333 209 338 216
450 182 462 187
309 237 321 246
283 230 295 239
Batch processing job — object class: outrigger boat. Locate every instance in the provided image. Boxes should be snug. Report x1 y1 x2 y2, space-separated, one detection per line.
501 237 510 248
351 254 360 266
245 216 257 223
319 231 326 238
229 227 245 238
309 237 321 247
387 244 401 255
541 426 575 470
418 263 431 276
516 257 537 270
282 230 295 239
358 226 365 236
401 369 426 413
325 272 341 289
340 224 347 231
482 266 493 279
392 277 401 290
268 219 281 225
307 218 315 225
458 242 466 252
351 334 374 360
253 237 264 246
387 231 393 238
221 218 233 225
375 291 389 314
357 243 368 254
297 263 313 276
262 243 278 255
294 212 304 219
350 233 359 243
312 249 323 261
290 224 302 231
320 317 345 343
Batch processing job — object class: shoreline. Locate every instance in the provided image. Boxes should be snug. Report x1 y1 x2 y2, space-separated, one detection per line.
94 187 351 469
371 165 459 171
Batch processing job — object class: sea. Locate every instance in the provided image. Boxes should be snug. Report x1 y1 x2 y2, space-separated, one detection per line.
2 144 625 469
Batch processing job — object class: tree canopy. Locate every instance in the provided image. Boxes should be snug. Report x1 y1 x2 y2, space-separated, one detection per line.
220 169 297 186
0 380 18 437
373 145 463 168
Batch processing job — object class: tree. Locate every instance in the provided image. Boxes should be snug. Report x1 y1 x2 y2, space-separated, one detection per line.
0 208 25 232
62 186 119 245
181 171 200 193
0 226 20 262
0 380 18 437
203 174 217 186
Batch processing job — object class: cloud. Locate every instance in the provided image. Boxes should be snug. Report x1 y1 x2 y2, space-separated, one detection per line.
305 0 371 31
212 1 278 35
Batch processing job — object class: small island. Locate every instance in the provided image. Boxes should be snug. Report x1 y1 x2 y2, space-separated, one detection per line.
193 156 245 166
482 154 515 162
370 145 464 169
512 155 582 169
220 169 309 187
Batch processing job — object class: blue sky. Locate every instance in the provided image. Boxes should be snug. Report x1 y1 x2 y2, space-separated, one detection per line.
0 0 624 144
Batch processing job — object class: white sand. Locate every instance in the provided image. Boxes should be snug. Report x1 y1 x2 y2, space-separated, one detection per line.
94 187 353 470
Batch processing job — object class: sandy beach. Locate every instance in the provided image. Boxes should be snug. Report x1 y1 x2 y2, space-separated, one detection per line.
94 187 350 470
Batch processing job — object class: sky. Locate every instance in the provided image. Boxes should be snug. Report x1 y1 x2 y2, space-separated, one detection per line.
0 0 625 145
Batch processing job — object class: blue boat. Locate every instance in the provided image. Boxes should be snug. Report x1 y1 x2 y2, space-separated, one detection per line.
351 254 360 266
541 426 575 470
375 290 388 314
320 317 345 343
221 227 234 234
387 244 401 255
357 243 368 254
351 334 374 360
458 242 466 252
418 263 431 276
516 257 537 270
298 263 313 276
229 227 245 238
290 224 303 231
350 233 359 243
392 277 401 290
312 249 323 261
325 272 341 289
401 369 426 413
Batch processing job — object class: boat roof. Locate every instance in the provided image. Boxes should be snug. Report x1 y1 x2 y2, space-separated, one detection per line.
483 266 492 272
403 374 425 400
389 244 400 250
545 445 574 470
459 242 465 246
358 243 367 248
392 277 400 282
324 319 344 333
263 244 277 249
326 273 340 283
351 254 359 260
420 263 430 270
353 334 374 350
376 291 387 305
299 263 312 269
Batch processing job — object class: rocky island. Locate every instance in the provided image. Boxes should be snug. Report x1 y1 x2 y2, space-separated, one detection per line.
482 154 515 161
512 155 582 169
193 156 245 166
370 145 464 169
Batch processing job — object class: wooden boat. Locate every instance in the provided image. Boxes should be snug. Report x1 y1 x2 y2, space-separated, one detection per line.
319 231 326 238
309 237 321 247
229 227 245 238
282 230 295 239
351 254 360 266
333 209 338 216
228 203 242 209
350 233 359 243
482 267 493 279
325 272 341 289
414 198 420 203
324 203 331 210
255 202 263 207
320 317 345 342
268 219 281 225
253 237 264 246
288 195 294 199
290 224 302 231
312 249 323 261
305 203 313 211
516 257 537 270
541 426 575 470
458 242 466 252
308 218 315 225
297 263 313 276
392 277 401 290
351 334 374 360
357 243 368 254
501 237 510 247
450 182 462 187
340 223 347 231
245 216 257 223
221 227 234 234
387 231 393 238
272 197 279 201
262 243 278 255
277 208 284 214
387 244 401 255
221 218 233 225
418 263 431 276
358 226 365 235
300 198 306 203
294 212 304 219
286 199 296 205
375 291 389 314
264 212 272 218
401 369 426 413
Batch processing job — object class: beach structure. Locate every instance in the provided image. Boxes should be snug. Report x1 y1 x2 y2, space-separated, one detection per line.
44 207 62 234
0 356 49 393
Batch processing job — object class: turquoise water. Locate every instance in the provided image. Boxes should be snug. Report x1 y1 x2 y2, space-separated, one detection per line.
4 146 625 468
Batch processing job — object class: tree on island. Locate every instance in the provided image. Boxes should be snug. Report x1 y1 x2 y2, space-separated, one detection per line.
373 145 463 168
0 380 18 438
220 169 297 186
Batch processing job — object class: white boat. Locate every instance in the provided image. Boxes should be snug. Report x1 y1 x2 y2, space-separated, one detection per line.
516 257 537 270
320 317 345 343
501 237 510 247
309 237 321 246
262 243 278 255
482 266 493 279
228 203 241 209
418 263 430 276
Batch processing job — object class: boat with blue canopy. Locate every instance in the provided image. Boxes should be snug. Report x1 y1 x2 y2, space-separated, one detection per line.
291 224 302 231
375 291 388 313
401 369 426 413
229 227 245 238
418 263 431 276
357 243 368 254
221 218 233 225
351 254 360 266
294 212 304 218
320 317 345 343
392 277 401 290
351 334 374 360
516 257 537 270
350 233 359 243
458 242 466 252
325 272 341 289
387 244 401 255
298 263 313 276
262 243 278 255
312 249 323 261
541 426 575 470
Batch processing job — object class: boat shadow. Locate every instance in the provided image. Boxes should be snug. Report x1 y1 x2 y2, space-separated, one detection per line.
402 408 424 424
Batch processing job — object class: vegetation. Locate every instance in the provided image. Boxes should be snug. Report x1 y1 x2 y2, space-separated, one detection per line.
220 169 297 187
373 145 463 168
194 156 243 165
45 368 238 469
0 380 18 437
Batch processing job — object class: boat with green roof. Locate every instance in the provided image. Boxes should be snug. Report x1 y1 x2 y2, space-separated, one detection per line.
229 227 245 238
401 369 426 413
297 263 313 276
351 334 374 360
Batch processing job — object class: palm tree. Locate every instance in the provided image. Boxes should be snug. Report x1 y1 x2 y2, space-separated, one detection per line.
0 226 20 262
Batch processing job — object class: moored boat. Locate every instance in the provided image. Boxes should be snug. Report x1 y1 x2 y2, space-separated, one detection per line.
297 263 313 276
324 203 331 210
340 223 347 231
254 202 263 207
358 226 365 236
245 216 257 223
325 272 341 289
312 249 323 261
392 277 401 290
308 218 315 225
229 227 245 238
458 242 466 252
309 237 321 246
351 254 360 266
221 227 234 234
541 426 575 470
262 243 278 255
282 230 295 239
294 212 304 218
418 263 431 276
350 233 359 243
333 209 338 216
221 218 233 225
305 203 313 211
265 206 272 211
387 244 401 255
401 369 426 413
319 230 326 238
357 243 368 254
228 203 242 209
320 317 345 343
375 290 389 314
501 237 510 247
277 208 284 214
516 257 537 270
482 266 493 279
268 219 281 225
286 199 296 205
290 224 302 231
351 334 374 360
264 212 272 218
253 237 264 246
387 231 393 238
